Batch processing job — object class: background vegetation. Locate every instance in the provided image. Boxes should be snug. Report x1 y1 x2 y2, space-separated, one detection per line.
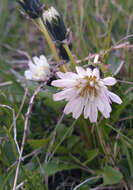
0 0 133 189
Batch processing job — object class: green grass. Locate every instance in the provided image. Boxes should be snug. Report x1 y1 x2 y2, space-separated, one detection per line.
0 0 133 189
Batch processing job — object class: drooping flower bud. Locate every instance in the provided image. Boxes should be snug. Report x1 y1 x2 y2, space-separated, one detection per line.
42 7 71 61
18 0 42 19
42 7 68 42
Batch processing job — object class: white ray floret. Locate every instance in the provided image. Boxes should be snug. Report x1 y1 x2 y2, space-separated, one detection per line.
52 66 122 123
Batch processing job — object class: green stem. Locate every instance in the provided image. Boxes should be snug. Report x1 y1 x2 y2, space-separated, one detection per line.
79 117 93 149
63 43 76 70
96 123 115 165
37 18 60 64
96 123 107 156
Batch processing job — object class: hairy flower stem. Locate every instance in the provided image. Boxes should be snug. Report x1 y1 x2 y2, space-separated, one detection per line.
37 18 66 72
37 18 60 62
63 43 76 70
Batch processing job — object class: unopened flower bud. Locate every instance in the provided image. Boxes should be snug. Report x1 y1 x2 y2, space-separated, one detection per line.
42 7 68 42
18 0 42 19
42 7 72 61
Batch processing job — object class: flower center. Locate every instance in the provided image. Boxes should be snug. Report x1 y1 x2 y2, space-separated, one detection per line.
77 76 99 97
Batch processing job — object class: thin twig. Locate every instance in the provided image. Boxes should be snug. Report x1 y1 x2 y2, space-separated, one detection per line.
16 181 26 190
12 82 50 189
117 79 133 85
76 42 131 64
115 34 133 45
7 148 41 173
12 63 62 190
119 115 133 121
103 41 130 56
72 176 101 190
9 88 28 132
0 81 13 87
125 87 133 94
76 34 133 64
0 43 30 59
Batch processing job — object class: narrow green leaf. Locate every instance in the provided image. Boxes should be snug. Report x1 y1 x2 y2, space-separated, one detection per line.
0 166 15 190
3 126 17 158
27 139 48 149
84 149 99 164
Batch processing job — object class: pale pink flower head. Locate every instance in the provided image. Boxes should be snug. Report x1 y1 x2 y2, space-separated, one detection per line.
51 66 122 123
